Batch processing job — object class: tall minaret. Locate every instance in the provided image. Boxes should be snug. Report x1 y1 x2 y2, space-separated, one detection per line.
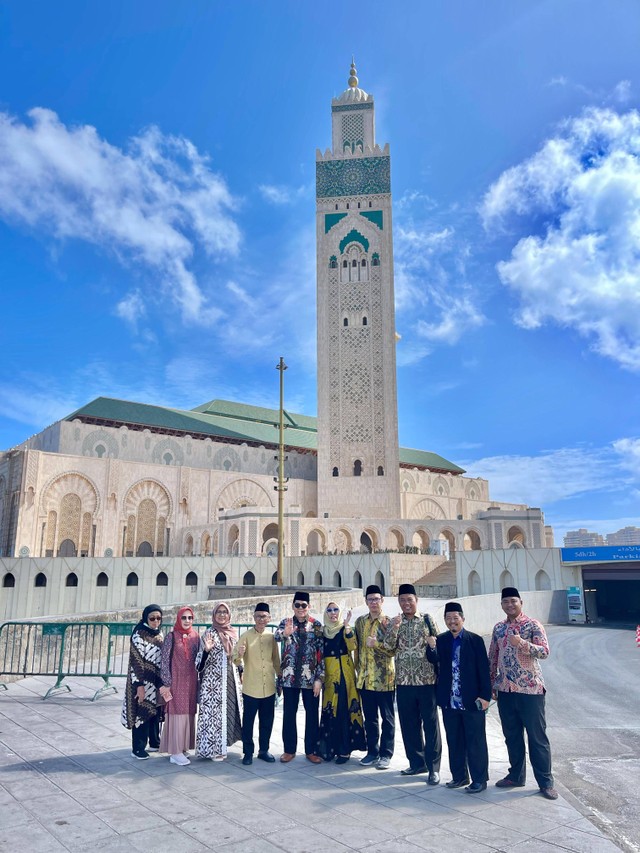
316 61 400 520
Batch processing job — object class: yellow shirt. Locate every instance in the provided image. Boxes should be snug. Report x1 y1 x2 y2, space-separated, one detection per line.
233 628 280 699
354 613 395 692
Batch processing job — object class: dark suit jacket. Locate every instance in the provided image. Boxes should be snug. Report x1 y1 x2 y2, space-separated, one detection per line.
426 629 491 711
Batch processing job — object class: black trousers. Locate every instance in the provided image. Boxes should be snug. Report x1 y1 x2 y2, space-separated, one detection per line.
442 708 489 783
497 691 553 789
360 689 395 758
242 693 275 756
282 687 320 755
396 684 441 772
131 713 161 754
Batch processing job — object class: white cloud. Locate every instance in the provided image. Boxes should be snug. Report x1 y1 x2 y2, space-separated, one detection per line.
481 107 640 371
258 183 307 205
612 437 640 477
115 291 146 327
0 108 240 326
464 445 623 507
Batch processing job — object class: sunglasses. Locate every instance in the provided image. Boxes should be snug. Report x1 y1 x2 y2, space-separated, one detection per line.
326 607 339 613
181 615 194 621
293 602 309 609
147 616 162 622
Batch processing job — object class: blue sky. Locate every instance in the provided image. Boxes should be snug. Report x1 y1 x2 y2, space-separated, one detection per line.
1 1 639 544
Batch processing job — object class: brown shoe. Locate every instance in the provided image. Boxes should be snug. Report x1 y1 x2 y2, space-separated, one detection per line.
540 787 559 800
306 753 322 764
280 752 296 763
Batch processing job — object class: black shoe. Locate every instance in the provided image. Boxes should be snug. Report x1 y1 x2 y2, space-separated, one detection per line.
359 753 379 766
466 782 487 793
401 766 428 776
242 755 253 766
427 771 440 786
257 751 276 763
131 750 149 760
445 778 470 789
540 787 559 800
335 755 350 765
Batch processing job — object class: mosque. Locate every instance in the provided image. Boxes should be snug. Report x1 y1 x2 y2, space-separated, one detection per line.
0 64 551 583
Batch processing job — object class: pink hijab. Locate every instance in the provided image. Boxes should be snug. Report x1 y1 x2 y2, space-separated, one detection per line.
211 601 237 655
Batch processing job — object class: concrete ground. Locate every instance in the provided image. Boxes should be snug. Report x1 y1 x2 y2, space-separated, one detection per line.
0 673 623 853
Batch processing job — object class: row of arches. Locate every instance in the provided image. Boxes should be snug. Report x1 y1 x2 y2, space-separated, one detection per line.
1 570 200 589
466 568 551 596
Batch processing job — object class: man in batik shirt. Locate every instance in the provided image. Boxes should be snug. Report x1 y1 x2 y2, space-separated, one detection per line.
489 586 558 800
354 584 395 769
383 583 441 783
274 591 324 764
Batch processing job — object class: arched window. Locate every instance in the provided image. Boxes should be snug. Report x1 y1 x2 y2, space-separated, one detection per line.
296 571 304 586
353 570 362 588
329 256 337 269
215 571 227 586
342 260 348 268
354 459 362 477
361 259 367 266
351 259 357 267
372 254 380 266
363 317 367 326
95 444 106 458
156 571 168 587
96 572 109 587
185 571 198 587
35 572 47 588
271 571 278 585
243 571 256 586
3 573 15 588
377 466 384 476
314 571 323 585
333 571 342 588
332 467 339 477
137 541 153 557
163 452 172 465
126 572 139 587
343 318 348 327
65 572 78 587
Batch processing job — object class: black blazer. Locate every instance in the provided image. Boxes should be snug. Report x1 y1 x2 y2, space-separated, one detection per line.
426 629 492 711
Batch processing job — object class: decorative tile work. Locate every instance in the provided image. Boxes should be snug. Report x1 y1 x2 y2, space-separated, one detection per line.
339 228 369 254
342 113 364 152
316 156 390 198
360 210 383 229
325 212 348 233
332 102 374 113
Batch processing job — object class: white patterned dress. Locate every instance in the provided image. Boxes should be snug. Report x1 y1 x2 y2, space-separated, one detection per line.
195 629 243 759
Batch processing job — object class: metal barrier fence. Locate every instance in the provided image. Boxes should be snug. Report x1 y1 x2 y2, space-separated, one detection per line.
0 621 264 701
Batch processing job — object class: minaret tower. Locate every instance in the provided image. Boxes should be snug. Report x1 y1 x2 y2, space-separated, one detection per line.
316 61 400 519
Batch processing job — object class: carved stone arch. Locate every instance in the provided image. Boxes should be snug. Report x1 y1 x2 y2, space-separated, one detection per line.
215 478 274 510
465 479 480 500
333 527 353 553
410 498 446 520
81 429 119 458
41 472 100 516
212 446 242 472
152 437 184 466
432 476 450 497
401 472 416 493
124 479 172 520
463 528 482 551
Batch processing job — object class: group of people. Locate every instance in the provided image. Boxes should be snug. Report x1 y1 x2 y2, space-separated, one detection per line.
122 582 558 801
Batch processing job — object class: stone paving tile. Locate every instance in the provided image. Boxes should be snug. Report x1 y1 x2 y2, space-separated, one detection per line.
126 824 210 852
382 791 461 825
0 796 33 829
216 839 287 853
37 809 119 849
0 819 69 851
438 813 530 848
265 823 352 853
231 801 297 834
2 773 61 800
404 825 498 852
22 791 91 819
310 811 395 849
94 801 173 833
142 789 213 823
535 825 623 853
176 812 255 847
473 802 560 837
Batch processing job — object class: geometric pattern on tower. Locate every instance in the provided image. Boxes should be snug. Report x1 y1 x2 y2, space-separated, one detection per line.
316 157 391 198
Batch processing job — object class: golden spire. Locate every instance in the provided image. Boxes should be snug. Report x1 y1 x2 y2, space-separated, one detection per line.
348 57 359 89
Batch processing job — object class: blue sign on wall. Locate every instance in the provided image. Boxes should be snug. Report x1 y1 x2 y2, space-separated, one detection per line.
561 545 640 563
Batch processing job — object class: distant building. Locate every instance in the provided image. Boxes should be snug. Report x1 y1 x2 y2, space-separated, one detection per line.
606 526 640 546
563 528 606 548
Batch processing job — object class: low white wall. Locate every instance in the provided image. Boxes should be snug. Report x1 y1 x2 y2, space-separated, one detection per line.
457 548 582 598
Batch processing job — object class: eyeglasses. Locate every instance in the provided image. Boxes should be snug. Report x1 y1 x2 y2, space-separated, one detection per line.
293 602 309 609
326 608 339 613
255 613 270 618
147 616 162 622
366 597 382 603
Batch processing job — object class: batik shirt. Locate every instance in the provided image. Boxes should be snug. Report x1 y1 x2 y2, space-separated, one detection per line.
489 612 549 695
383 612 439 686
274 616 324 689
354 613 395 692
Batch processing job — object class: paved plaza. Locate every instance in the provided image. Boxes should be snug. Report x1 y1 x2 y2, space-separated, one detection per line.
0 673 624 853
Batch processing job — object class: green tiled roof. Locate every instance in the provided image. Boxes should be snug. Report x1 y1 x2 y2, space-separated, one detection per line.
65 397 465 473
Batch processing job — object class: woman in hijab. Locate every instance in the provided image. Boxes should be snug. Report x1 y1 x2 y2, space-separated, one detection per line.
159 606 200 766
122 604 164 760
195 601 243 760
318 601 366 763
